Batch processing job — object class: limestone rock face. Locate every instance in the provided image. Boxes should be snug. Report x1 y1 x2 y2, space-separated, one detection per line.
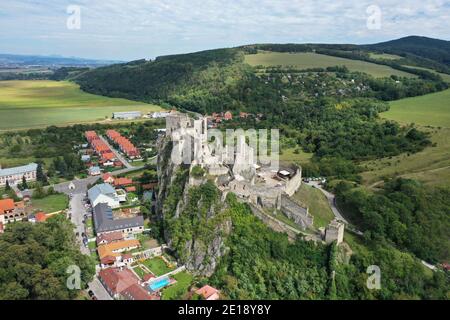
156 137 232 277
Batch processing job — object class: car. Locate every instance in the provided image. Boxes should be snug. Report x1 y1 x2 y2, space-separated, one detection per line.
88 290 95 298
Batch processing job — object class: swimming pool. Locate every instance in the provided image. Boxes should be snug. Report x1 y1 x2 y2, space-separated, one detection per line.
149 277 170 291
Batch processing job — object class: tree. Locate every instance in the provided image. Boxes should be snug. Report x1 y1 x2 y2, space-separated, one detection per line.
5 180 11 191
36 163 48 185
21 175 28 190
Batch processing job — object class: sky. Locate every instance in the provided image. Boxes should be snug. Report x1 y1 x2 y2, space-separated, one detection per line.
0 0 449 61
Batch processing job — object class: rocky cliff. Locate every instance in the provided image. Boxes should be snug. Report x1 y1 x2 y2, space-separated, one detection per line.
156 137 232 276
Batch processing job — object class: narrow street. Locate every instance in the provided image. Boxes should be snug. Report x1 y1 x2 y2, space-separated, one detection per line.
99 135 133 169
68 184 112 300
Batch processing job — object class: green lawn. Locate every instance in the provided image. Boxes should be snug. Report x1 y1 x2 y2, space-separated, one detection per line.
292 184 334 228
245 52 415 78
31 194 69 213
0 80 163 130
142 257 174 276
383 89 450 128
162 271 194 300
133 266 147 279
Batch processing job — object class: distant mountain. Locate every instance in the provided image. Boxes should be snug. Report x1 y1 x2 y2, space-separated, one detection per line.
365 36 450 66
0 53 122 68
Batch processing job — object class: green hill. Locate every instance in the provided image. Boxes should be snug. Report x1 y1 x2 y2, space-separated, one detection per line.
383 88 450 128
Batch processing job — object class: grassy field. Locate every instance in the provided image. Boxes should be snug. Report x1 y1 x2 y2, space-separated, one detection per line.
292 184 334 228
142 257 174 276
245 52 415 78
280 148 313 165
402 66 450 83
383 89 450 128
0 80 162 130
369 52 403 61
31 194 69 213
162 271 194 300
361 127 450 188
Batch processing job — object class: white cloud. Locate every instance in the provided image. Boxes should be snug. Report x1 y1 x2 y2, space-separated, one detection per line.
0 0 448 60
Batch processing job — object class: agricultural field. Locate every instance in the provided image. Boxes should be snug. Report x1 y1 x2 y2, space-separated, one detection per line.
244 52 415 78
368 52 403 61
402 65 450 83
383 89 450 128
293 184 334 228
0 80 163 131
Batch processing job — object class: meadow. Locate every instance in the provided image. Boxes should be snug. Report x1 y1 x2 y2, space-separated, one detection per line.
0 80 162 130
245 52 415 78
383 89 450 128
293 184 334 229
361 127 450 188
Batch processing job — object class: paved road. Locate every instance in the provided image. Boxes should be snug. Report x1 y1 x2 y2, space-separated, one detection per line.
89 273 113 301
99 135 133 169
68 189 112 300
306 181 349 224
306 181 364 236
70 193 90 255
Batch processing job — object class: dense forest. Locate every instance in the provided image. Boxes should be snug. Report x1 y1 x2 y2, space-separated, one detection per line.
210 194 448 300
335 179 450 264
0 215 95 300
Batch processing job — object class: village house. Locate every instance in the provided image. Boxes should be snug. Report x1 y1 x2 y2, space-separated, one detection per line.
92 203 144 236
97 239 140 265
195 285 220 300
96 231 124 246
114 177 133 188
102 173 115 184
0 163 38 186
0 199 26 225
99 268 159 300
88 183 121 208
88 166 101 176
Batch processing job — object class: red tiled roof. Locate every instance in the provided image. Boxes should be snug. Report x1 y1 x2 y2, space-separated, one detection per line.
196 285 219 300
142 182 157 190
125 186 136 192
100 255 117 265
35 212 48 222
114 178 133 187
0 199 15 214
121 283 160 301
96 231 124 245
99 268 139 295
103 173 114 182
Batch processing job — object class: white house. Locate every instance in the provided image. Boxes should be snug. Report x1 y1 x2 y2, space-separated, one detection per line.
0 163 38 186
88 183 120 208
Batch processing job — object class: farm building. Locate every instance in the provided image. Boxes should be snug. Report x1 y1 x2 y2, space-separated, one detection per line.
113 111 142 120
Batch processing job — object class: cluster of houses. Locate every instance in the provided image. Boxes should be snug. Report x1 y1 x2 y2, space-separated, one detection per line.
84 131 123 176
206 111 263 128
106 130 140 159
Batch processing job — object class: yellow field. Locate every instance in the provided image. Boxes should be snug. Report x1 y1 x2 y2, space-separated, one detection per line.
0 80 163 130
245 52 416 78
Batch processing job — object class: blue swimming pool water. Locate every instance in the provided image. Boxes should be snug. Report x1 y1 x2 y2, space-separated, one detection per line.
149 277 170 291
